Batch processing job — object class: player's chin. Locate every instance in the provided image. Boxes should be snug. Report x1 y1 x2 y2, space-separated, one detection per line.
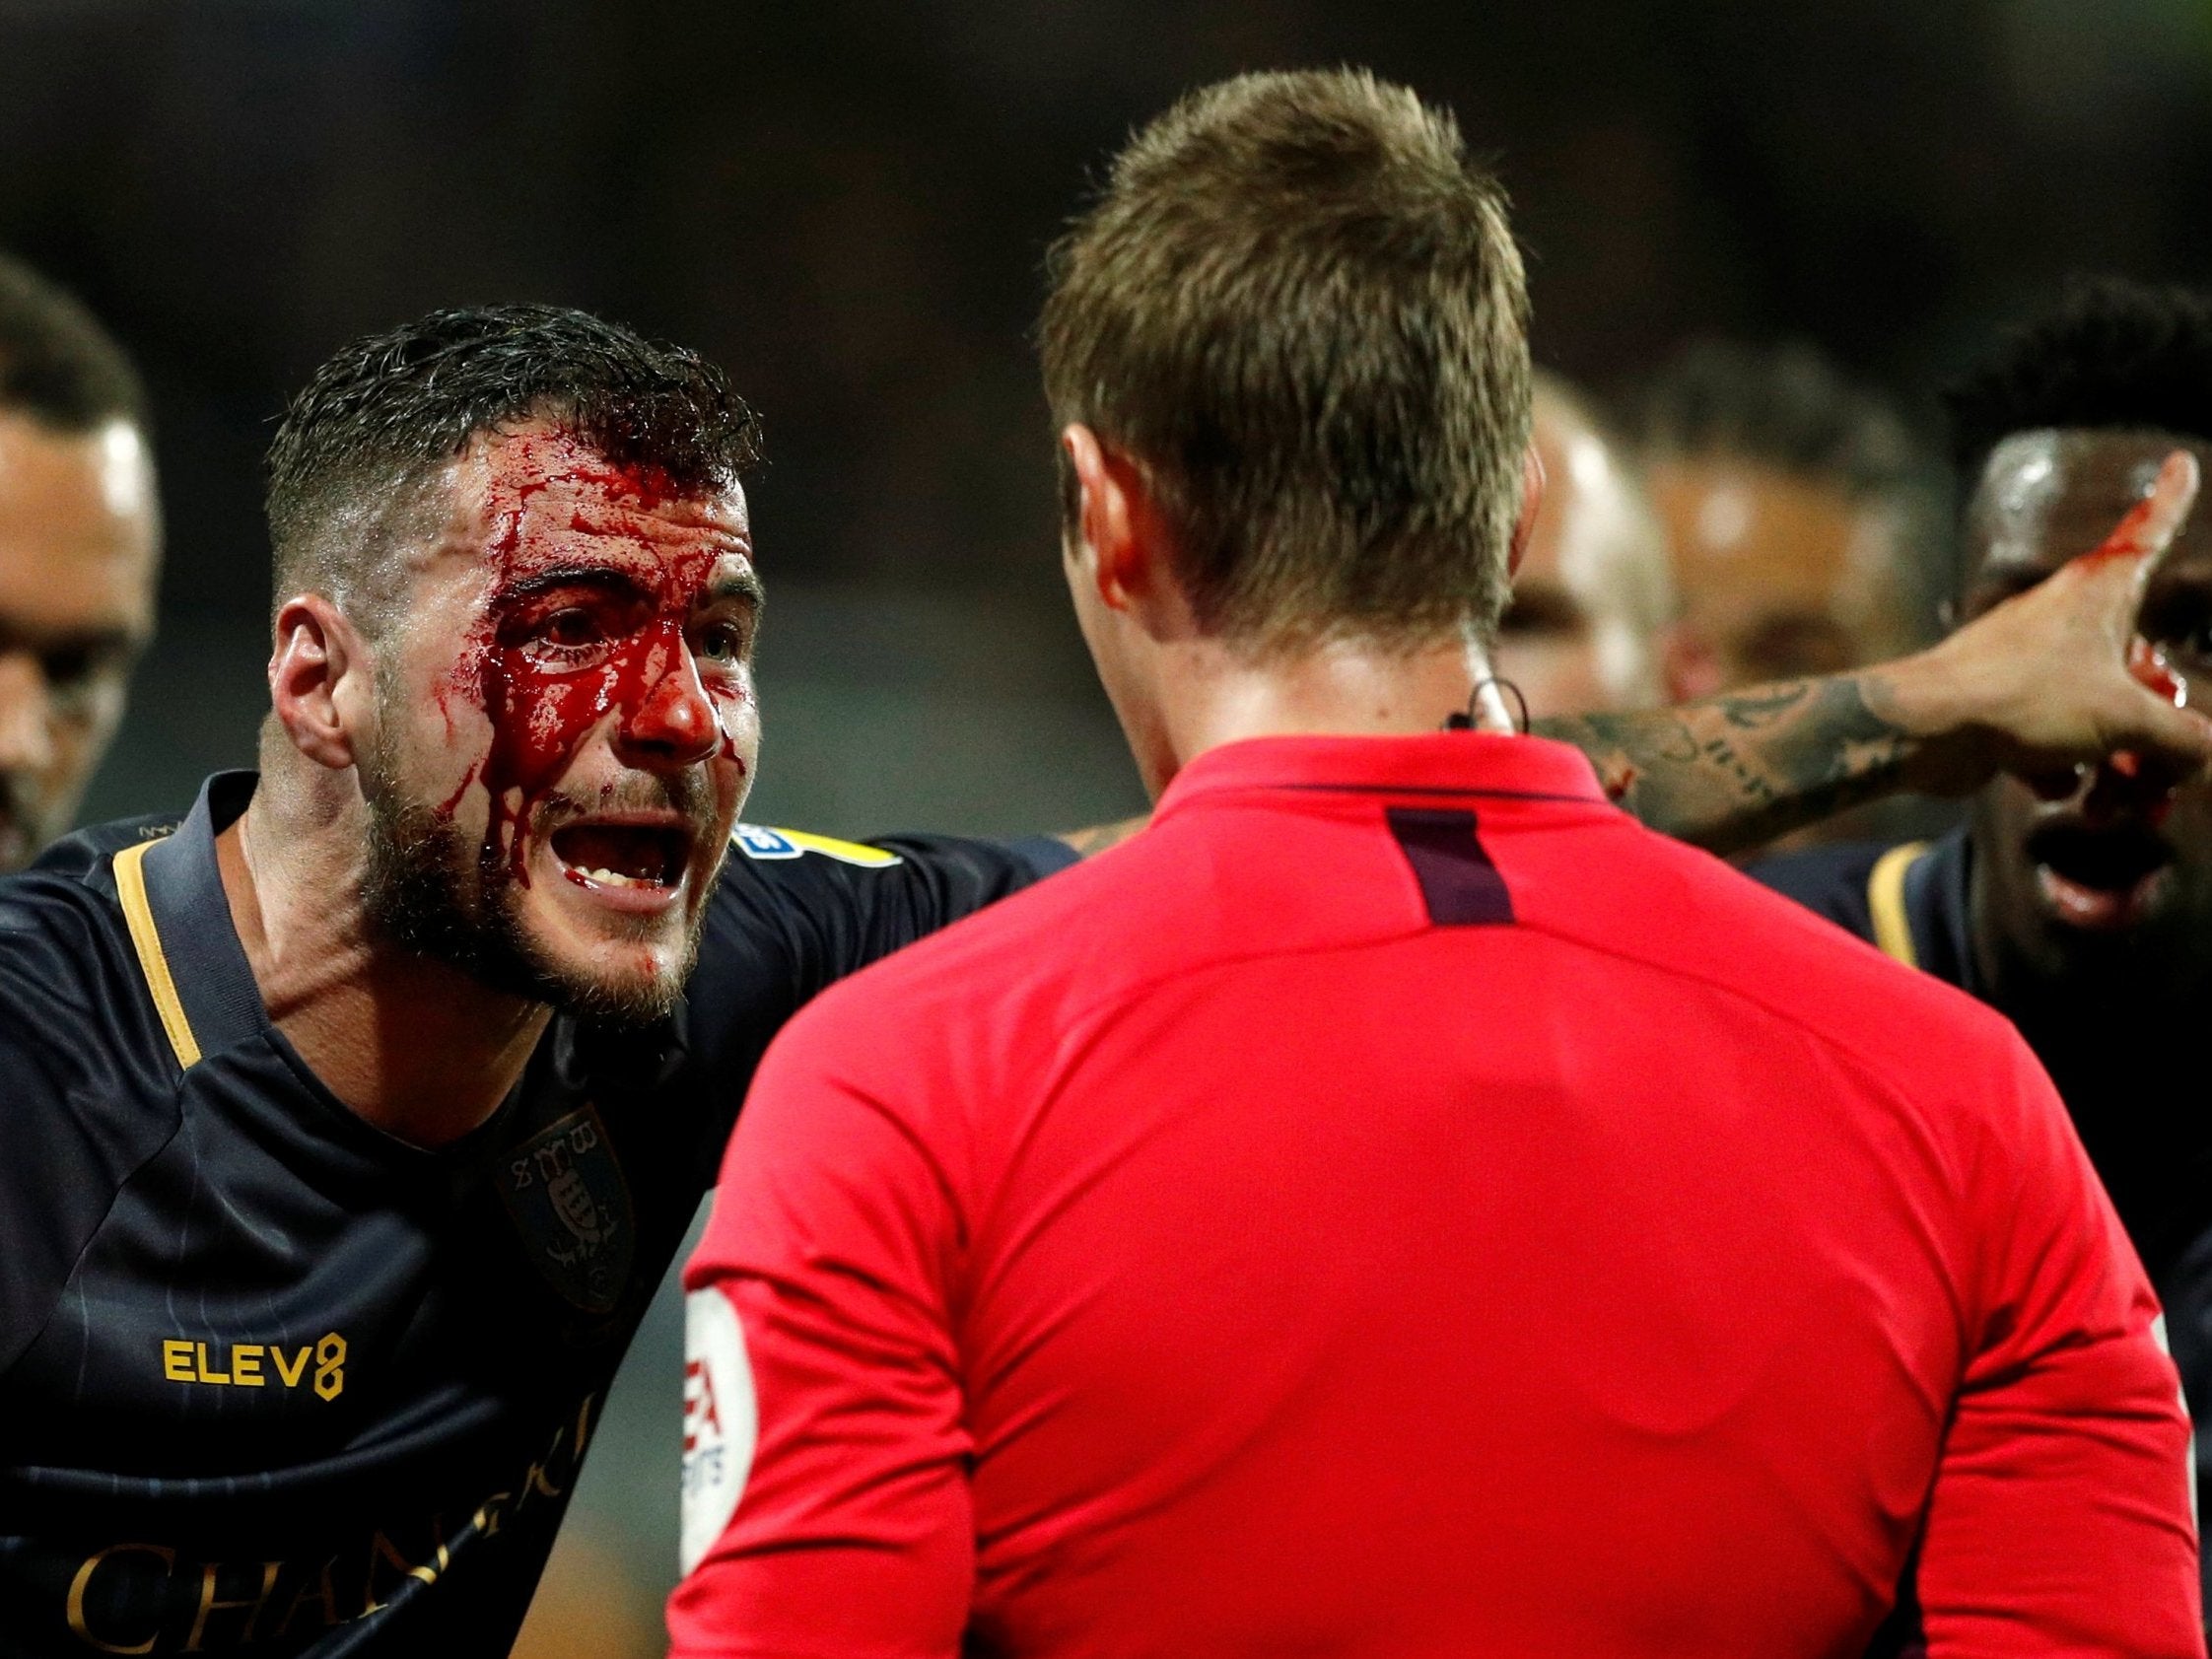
525 920 695 1023
519 883 699 1005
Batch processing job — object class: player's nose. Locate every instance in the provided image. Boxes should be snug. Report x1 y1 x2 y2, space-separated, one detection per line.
618 627 721 771
0 652 57 775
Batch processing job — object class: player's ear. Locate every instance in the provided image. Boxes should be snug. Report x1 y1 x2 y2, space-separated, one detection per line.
268 593 369 772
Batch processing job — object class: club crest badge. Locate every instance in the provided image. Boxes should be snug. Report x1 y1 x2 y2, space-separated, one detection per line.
497 1105 635 1315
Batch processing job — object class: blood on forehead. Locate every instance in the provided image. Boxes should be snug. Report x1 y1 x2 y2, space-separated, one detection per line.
433 427 751 882
476 426 742 568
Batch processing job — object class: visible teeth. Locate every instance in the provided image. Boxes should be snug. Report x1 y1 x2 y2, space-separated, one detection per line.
584 865 639 887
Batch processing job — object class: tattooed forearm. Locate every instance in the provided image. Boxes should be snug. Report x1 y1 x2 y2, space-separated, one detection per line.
1056 815 1150 859
1533 674 1914 856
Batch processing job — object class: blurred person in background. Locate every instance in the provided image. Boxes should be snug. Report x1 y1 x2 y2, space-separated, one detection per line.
0 250 159 869
671 71 2200 1659
1489 371 1675 717
1638 340 1934 698
1755 281 2212 1627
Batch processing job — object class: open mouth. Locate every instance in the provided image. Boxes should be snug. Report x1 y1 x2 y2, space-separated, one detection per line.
2026 818 2174 932
549 820 693 891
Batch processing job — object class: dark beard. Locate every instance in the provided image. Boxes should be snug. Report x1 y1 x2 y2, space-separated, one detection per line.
358 751 706 1030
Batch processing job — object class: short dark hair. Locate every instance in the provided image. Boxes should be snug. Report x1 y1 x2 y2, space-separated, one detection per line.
266 305 763 629
0 249 147 434
1636 340 1918 504
1040 68 1531 653
1944 276 2212 486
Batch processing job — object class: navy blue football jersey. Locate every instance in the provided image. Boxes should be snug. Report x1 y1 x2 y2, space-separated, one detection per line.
1750 830 1980 1000
0 772 1072 1657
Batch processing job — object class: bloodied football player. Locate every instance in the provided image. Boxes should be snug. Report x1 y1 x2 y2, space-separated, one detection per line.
0 308 1095 1656
0 303 2205 1659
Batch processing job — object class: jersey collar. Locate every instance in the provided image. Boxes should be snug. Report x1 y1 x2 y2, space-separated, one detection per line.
127 770 271 1062
120 770 694 1099
1904 827 1981 998
1152 731 1611 823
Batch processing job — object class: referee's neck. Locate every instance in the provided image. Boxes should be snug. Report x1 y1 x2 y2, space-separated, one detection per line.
1145 631 1515 787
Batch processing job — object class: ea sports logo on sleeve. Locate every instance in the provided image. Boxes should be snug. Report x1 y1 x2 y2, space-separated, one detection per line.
680 1285 758 1574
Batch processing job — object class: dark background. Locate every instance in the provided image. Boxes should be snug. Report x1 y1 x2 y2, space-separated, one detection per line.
8 2 2209 1650
10 0 2212 646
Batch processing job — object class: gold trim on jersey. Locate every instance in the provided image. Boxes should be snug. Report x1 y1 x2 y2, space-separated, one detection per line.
111 837 202 1070
779 828 902 867
1865 840 1930 971
730 824 904 868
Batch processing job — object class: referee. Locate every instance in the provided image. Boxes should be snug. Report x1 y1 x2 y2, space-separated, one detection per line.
672 70 2202 1656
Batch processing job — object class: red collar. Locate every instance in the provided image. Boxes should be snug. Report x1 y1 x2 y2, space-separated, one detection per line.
1153 732 1610 823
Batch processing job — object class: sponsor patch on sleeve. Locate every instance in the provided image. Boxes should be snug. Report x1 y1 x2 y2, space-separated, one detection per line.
680 1284 759 1574
731 824 903 867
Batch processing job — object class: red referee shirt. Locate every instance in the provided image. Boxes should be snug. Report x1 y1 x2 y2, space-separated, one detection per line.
671 733 2199 1659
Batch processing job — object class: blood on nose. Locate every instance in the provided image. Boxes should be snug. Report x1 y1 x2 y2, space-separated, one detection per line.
621 621 721 765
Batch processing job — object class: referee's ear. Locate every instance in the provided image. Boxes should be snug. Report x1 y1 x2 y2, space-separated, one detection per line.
1061 423 1184 635
1506 443 1545 581
267 592 367 773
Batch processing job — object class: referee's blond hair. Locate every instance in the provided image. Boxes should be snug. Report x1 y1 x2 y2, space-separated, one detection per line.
1042 68 1531 655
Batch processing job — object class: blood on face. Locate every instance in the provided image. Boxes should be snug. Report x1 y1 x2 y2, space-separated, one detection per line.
434 429 752 882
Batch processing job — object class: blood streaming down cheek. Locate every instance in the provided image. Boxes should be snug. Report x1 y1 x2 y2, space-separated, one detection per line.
435 433 749 882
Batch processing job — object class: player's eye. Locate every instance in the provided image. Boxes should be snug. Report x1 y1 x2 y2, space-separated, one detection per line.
37 642 127 703
496 585 656 661
696 618 748 663
541 608 604 649
40 646 96 690
502 600 624 660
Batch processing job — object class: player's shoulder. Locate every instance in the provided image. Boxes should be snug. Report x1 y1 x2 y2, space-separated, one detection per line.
1743 837 1893 939
724 823 914 875
710 820 1060 906
707 821 913 914
0 814 169 1001
0 815 186 1113
762 824 1193 1064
